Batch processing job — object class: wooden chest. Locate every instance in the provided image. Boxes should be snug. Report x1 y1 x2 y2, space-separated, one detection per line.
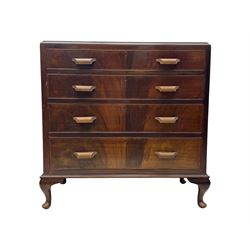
40 42 211 209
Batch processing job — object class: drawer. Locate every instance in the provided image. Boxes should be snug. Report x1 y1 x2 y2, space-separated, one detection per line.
46 49 127 69
128 50 206 70
48 74 204 100
45 49 206 70
49 104 203 133
49 137 202 171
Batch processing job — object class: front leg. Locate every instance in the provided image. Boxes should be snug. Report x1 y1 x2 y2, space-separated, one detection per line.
39 177 66 209
187 177 210 208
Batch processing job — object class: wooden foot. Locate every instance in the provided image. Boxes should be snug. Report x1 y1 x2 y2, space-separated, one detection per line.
39 177 66 209
61 178 67 184
188 177 210 208
180 178 186 184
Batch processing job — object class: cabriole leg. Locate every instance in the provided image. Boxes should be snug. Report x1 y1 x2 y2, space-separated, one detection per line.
187 177 211 208
39 177 66 209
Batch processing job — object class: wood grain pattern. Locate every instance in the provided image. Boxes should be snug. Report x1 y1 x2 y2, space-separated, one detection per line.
49 137 202 171
46 49 127 69
48 74 204 100
46 48 206 71
127 50 206 70
48 104 203 133
40 42 211 208
48 74 125 99
126 75 204 100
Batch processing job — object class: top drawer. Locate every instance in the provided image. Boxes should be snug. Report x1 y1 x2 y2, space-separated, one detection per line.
45 49 206 71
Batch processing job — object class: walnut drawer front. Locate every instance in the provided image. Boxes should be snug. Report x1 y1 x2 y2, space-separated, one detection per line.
48 74 205 100
48 74 125 99
127 50 206 70
126 75 205 99
40 42 211 209
49 137 202 171
48 104 203 133
46 49 206 70
46 49 127 69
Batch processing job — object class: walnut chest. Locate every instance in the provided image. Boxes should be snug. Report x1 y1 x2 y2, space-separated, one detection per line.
40 42 211 208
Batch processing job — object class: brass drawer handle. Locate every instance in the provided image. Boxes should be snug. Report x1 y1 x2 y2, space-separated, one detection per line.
156 58 180 65
73 116 96 123
72 58 96 65
73 151 97 159
155 86 179 92
155 151 177 159
72 85 96 92
155 116 178 124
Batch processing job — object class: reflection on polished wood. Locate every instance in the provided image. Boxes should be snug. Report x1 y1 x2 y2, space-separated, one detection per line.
41 42 211 208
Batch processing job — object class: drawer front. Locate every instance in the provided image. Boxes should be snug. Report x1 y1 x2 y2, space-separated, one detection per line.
48 74 204 100
48 74 125 99
126 75 204 99
127 50 206 70
46 49 127 69
49 138 202 171
49 104 203 133
45 49 205 70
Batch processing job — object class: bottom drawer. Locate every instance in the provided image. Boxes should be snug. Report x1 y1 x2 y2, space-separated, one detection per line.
49 137 202 171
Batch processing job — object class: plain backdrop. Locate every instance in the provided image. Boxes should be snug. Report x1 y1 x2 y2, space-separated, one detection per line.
0 0 249 249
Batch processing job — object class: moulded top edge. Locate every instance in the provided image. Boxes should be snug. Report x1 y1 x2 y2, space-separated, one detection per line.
41 41 210 46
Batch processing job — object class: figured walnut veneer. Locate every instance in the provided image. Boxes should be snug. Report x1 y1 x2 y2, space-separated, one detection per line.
40 42 211 208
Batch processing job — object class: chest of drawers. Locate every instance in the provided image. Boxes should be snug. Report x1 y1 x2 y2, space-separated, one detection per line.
40 42 211 209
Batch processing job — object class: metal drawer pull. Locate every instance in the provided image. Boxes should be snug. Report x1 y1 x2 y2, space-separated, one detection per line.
155 86 179 92
73 151 97 159
72 85 96 92
156 58 180 65
155 116 178 124
72 58 96 65
155 151 177 159
73 116 96 123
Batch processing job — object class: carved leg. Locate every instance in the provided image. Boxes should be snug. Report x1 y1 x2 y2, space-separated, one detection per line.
180 178 186 184
39 177 66 209
188 177 211 208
